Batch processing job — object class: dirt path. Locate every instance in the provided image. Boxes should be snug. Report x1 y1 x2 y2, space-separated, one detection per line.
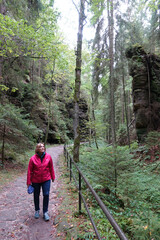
0 145 64 240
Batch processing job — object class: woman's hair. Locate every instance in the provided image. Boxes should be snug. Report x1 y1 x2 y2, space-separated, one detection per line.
35 143 46 154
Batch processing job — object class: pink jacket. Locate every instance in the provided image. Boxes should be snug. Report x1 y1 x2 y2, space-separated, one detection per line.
27 153 55 185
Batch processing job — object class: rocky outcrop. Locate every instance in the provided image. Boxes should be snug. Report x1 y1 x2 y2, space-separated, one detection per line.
126 45 160 142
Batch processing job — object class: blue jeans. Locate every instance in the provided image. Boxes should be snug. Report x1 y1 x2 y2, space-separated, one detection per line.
32 180 51 214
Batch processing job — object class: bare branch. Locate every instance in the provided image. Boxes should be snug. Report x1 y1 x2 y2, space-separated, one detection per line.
72 0 79 14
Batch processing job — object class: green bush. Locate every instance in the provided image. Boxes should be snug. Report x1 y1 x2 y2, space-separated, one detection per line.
76 143 160 239
145 131 160 148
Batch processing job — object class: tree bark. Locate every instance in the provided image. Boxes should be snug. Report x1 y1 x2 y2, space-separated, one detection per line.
108 0 116 146
44 59 56 145
73 0 85 162
122 67 130 147
44 99 51 145
0 1 6 85
91 93 99 149
1 124 6 167
108 0 117 196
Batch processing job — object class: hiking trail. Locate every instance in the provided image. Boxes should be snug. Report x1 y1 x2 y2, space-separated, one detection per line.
0 145 66 240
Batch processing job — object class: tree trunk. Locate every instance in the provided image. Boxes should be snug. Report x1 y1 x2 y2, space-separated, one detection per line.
31 59 35 85
88 105 92 147
73 0 85 162
44 100 51 145
1 124 6 167
128 90 132 123
122 67 130 147
0 56 3 84
0 2 6 165
108 0 117 196
121 90 125 124
44 60 55 145
0 1 6 85
119 30 130 147
38 59 41 80
91 93 99 149
108 0 116 146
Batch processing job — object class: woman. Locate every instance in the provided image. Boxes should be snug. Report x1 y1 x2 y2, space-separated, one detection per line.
27 143 55 221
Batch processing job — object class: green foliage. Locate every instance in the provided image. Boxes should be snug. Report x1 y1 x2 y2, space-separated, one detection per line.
0 85 9 91
0 0 77 148
130 209 160 239
0 14 36 57
139 0 160 12
117 124 128 145
76 143 160 239
5 0 42 21
90 0 105 25
0 6 60 59
0 103 42 153
145 131 160 148
77 231 95 240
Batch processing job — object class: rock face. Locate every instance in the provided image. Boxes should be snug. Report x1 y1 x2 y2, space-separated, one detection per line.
45 97 89 144
126 45 160 142
65 97 89 140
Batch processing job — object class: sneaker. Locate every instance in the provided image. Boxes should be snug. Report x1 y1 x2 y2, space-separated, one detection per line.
43 212 50 221
34 210 40 219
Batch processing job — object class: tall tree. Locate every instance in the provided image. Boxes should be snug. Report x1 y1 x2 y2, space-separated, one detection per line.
0 0 6 89
73 0 86 162
148 2 160 53
108 0 116 146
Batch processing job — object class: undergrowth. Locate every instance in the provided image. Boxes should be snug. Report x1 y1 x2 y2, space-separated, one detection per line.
67 139 160 239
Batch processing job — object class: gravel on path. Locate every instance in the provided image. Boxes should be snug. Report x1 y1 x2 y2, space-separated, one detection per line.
0 145 64 240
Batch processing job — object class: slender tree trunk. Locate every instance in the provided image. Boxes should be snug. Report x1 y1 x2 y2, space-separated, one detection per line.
44 60 55 145
91 93 99 149
0 2 6 167
44 99 51 145
129 90 133 124
108 0 116 146
107 114 111 143
0 57 3 85
158 4 160 41
0 1 6 86
108 0 117 195
32 59 34 85
120 33 130 147
121 90 125 124
73 0 85 162
122 67 130 147
38 59 41 80
88 104 92 147
1 124 6 167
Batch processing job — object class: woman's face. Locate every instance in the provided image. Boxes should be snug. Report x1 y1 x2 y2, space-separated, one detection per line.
38 144 45 155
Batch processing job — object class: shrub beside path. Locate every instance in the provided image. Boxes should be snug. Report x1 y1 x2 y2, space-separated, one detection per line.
0 145 65 240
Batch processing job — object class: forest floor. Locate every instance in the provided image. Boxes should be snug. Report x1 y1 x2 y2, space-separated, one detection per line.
0 145 90 240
